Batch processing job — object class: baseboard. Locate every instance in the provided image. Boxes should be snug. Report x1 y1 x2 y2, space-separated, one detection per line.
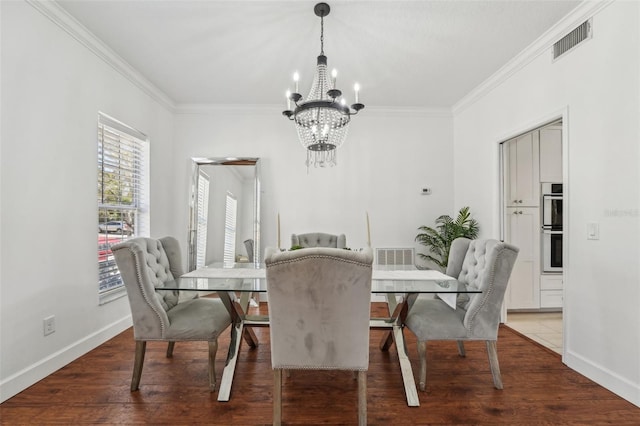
564 348 640 408
0 315 132 403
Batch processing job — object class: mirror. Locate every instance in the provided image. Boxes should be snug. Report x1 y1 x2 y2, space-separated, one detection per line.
187 157 261 271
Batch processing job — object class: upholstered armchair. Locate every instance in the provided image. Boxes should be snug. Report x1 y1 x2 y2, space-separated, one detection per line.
290 232 346 249
112 236 231 391
265 247 373 426
405 238 519 391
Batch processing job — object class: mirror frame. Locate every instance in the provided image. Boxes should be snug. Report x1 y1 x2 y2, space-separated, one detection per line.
187 157 261 271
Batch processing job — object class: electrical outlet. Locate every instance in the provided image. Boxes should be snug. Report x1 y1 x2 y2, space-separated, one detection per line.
43 315 55 336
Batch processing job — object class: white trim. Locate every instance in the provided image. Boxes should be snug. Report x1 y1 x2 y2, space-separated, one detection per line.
98 111 148 142
98 285 127 305
453 0 614 115
26 0 175 112
0 315 132 403
564 349 640 407
494 107 569 145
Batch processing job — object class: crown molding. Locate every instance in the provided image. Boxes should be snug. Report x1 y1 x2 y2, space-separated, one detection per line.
27 0 176 112
175 103 452 118
452 0 614 115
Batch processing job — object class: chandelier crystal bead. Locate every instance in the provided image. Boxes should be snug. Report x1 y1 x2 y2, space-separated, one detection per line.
282 2 364 168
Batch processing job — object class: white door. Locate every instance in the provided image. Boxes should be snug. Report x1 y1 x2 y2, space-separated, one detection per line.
506 132 540 207
505 207 540 309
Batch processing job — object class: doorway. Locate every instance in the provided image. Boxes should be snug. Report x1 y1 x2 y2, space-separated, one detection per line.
499 118 565 355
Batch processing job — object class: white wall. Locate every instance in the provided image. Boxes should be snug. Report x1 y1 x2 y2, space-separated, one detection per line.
173 108 455 266
0 2 176 402
452 1 639 406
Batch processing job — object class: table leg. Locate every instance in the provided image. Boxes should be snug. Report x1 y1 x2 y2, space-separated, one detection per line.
391 324 420 407
216 290 259 401
379 293 402 351
379 292 420 407
217 320 244 401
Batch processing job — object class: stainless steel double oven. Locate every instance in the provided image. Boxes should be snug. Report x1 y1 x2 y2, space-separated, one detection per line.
541 183 563 273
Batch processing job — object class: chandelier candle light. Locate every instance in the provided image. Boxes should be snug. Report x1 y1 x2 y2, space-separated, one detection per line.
282 2 364 168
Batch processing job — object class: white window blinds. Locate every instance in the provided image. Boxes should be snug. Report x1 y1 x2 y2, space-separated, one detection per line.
97 113 149 304
223 192 237 265
196 170 210 269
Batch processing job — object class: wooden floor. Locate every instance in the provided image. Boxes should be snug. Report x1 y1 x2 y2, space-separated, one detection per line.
1 303 638 425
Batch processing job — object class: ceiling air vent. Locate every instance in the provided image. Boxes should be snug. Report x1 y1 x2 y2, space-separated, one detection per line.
553 19 592 60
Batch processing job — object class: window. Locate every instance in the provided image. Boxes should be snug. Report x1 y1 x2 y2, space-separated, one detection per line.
223 192 237 265
97 113 149 304
196 170 210 269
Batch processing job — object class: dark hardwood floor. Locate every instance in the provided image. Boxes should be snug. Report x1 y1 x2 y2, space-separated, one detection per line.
1 303 638 425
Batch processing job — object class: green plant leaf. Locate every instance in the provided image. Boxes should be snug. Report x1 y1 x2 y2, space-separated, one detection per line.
415 206 480 270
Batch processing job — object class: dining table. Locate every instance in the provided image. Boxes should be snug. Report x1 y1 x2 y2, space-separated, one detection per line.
159 262 480 407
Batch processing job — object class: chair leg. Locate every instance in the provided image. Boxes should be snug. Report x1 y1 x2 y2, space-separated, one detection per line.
357 370 367 426
417 340 427 392
486 340 503 389
166 341 175 358
273 369 282 426
456 340 466 357
208 340 218 392
131 340 146 391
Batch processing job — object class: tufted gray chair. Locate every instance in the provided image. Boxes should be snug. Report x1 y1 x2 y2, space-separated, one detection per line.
405 238 519 391
111 236 231 392
291 232 346 249
265 246 373 426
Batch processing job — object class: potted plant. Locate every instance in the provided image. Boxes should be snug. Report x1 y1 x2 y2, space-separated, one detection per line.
415 206 479 271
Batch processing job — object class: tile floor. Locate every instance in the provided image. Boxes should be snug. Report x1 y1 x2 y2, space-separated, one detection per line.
505 311 563 355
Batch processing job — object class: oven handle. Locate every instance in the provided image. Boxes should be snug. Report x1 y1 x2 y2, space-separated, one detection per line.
542 228 563 234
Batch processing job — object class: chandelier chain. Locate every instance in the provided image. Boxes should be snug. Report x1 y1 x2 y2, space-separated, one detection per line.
320 15 324 55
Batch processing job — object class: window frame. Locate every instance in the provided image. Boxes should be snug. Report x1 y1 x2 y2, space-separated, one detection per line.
97 112 150 305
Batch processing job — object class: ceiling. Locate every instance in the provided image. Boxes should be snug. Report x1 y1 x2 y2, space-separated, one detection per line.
57 0 582 109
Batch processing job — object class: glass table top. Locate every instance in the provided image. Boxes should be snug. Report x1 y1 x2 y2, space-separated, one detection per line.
158 263 480 294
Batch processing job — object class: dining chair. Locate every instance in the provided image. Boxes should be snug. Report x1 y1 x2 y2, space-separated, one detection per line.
290 232 346 249
265 246 373 426
405 238 519 391
244 238 254 262
111 236 231 391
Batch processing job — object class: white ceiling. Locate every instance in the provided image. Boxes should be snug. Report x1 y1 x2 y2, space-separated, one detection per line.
57 0 581 109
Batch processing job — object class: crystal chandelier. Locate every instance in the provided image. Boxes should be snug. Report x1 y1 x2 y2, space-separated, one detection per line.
282 2 364 168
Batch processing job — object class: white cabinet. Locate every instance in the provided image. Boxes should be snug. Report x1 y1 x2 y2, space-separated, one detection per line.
506 132 540 207
540 274 563 308
505 207 540 309
539 126 562 183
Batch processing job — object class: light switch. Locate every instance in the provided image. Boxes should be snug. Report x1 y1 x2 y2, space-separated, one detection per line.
587 222 599 240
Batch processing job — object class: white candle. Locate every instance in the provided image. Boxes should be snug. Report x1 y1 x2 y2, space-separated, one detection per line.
331 69 337 88
293 72 299 93
285 90 291 110
366 211 371 247
277 213 281 249
354 83 360 103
